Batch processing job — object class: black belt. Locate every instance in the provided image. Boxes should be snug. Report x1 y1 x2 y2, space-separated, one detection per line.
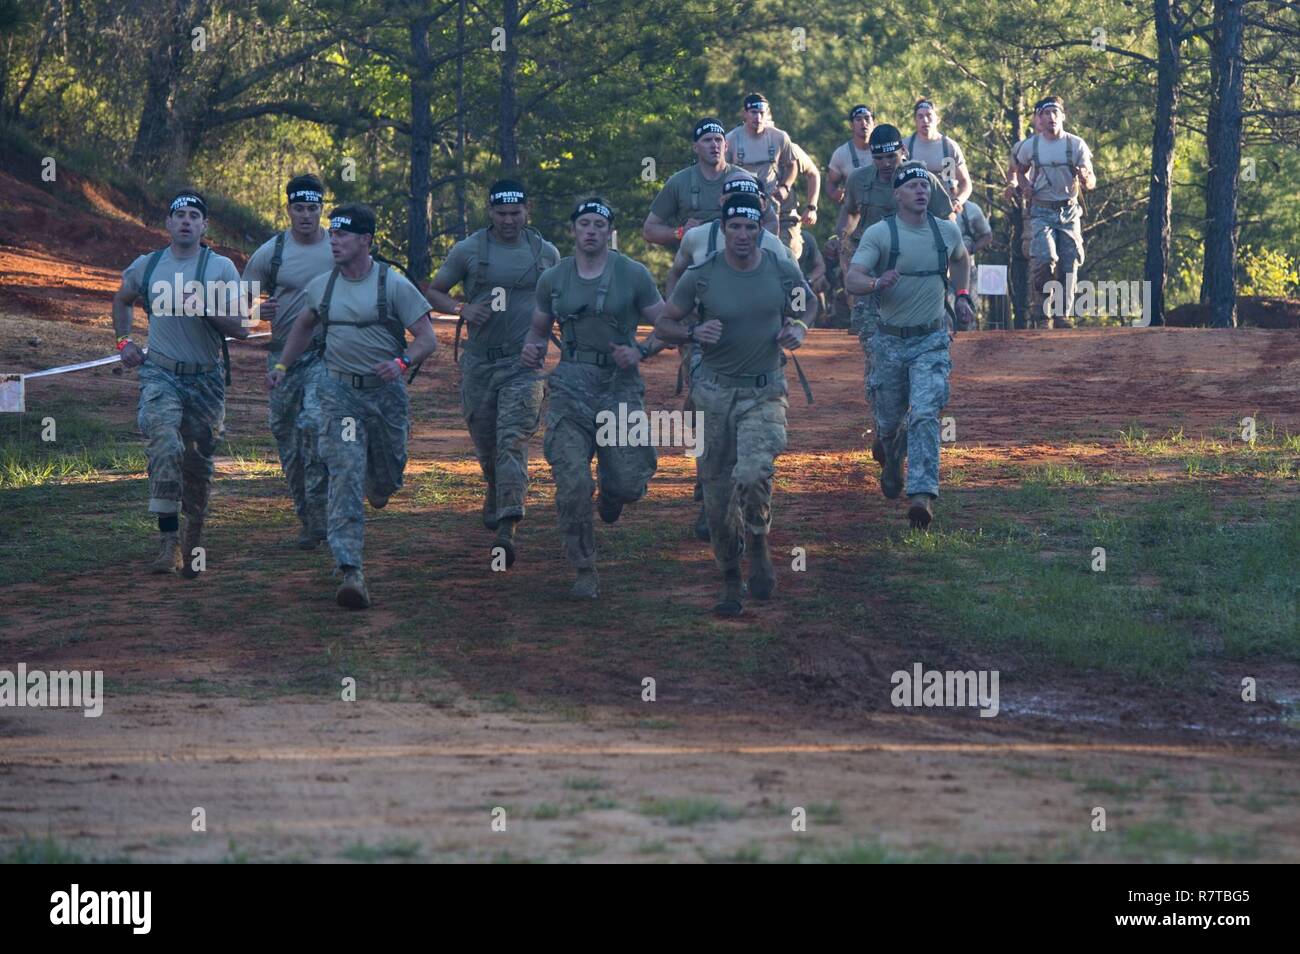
561 347 615 368
704 366 780 389
877 319 943 338
328 368 387 389
1032 198 1077 210
148 354 217 375
464 343 522 362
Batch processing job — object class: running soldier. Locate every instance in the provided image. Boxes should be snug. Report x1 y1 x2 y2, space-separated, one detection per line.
954 189 993 328
643 118 743 247
112 189 248 577
521 199 664 599
725 93 797 234
906 99 973 212
825 104 875 206
242 173 335 549
845 166 974 530
1004 110 1046 328
1012 95 1096 328
656 193 816 617
779 140 822 262
425 180 559 564
269 204 438 609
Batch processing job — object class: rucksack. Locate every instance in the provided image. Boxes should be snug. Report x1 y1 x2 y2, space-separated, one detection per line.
139 245 232 384
318 261 409 361
1027 133 1078 196
549 253 635 358
881 212 956 324
905 133 955 170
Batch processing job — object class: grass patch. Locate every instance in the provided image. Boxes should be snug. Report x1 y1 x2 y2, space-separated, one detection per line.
339 838 423 862
638 798 741 826
0 835 88 863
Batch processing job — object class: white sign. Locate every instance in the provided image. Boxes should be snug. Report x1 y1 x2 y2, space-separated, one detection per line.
977 264 1007 296
0 374 25 413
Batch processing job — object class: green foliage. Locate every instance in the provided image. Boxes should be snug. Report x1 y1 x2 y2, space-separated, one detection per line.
1238 245 1299 298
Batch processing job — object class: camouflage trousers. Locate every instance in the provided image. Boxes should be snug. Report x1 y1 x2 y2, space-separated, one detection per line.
543 360 657 570
692 370 789 572
268 349 328 533
136 359 225 517
460 349 544 523
867 327 951 498
1028 202 1085 325
316 373 410 570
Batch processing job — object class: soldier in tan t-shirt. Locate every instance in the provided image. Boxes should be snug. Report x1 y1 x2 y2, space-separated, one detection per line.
905 99 973 212
643 117 744 247
725 92 798 232
269 203 438 610
826 104 875 206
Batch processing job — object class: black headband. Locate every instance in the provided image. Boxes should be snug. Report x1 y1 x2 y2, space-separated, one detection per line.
694 119 725 141
288 188 323 204
571 200 613 222
871 139 902 156
744 96 768 111
850 105 872 119
914 100 935 113
169 194 206 216
893 165 931 190
1035 96 1064 113
723 178 761 197
723 202 763 222
489 188 526 205
329 214 373 235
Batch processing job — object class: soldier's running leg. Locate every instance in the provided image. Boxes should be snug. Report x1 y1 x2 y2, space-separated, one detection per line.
544 414 599 598
1053 205 1085 328
490 361 545 563
268 352 311 543
732 385 788 600
177 367 225 578
868 333 910 501
317 375 372 607
593 371 657 525
137 362 185 573
361 381 410 507
460 353 503 531
855 296 885 465
693 378 745 614
1028 205 1061 329
901 332 952 529
297 357 329 547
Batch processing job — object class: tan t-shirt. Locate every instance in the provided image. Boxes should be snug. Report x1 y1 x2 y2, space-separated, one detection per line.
122 246 241 365
958 201 992 253
725 125 795 195
1014 132 1093 202
241 229 335 348
669 248 804 377
843 164 954 242
679 220 797 267
829 139 873 185
433 228 559 351
905 133 967 180
648 163 744 226
535 252 662 356
305 261 433 375
851 215 964 328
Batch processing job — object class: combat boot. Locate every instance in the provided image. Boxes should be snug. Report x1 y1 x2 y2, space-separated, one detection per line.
597 493 623 524
747 532 775 600
880 430 905 499
148 532 181 574
871 436 886 466
694 504 711 542
297 521 323 550
482 483 498 530
907 493 934 530
336 566 371 609
570 567 599 600
366 490 390 509
180 518 203 579
493 518 518 568
713 568 744 617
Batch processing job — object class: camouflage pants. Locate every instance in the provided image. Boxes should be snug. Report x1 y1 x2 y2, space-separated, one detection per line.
867 328 951 498
136 360 225 517
1028 202 1085 325
780 219 804 262
316 373 409 570
459 350 544 524
692 371 789 572
543 361 657 570
268 349 328 532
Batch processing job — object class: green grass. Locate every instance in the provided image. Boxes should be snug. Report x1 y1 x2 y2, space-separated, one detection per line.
0 835 89 863
638 798 741 826
339 838 423 862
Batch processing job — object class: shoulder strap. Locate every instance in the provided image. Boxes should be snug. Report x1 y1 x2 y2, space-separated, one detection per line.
318 267 341 333
465 228 489 300
267 230 287 295
707 220 720 256
848 140 861 169
1067 135 1074 169
1031 133 1041 167
885 215 900 273
767 132 776 163
942 136 953 162
905 133 917 158
594 254 615 318
138 249 167 312
690 166 701 212
927 213 948 286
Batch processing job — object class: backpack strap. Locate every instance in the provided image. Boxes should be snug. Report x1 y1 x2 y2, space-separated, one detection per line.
318 267 341 332
905 133 917 158
138 249 167 311
767 133 776 163
848 140 861 169
267 230 287 295
707 220 720 256
690 167 701 213
942 136 953 163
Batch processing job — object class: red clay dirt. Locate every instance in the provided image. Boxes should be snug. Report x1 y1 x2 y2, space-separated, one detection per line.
1 168 1298 862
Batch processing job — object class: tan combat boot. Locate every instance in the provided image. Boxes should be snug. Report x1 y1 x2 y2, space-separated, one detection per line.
570 567 599 600
336 567 371 609
482 483 498 530
714 568 744 617
493 518 518 568
907 494 933 530
148 532 181 575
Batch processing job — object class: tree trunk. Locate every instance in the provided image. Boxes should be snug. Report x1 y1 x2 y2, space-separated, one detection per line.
128 1 208 176
408 15 435 282
1143 0 1181 327
456 0 467 237
6 9 56 121
499 0 519 170
1007 83 1029 328
1202 0 1246 328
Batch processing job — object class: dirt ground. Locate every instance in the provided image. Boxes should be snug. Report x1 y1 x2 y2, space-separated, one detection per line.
1 168 1297 863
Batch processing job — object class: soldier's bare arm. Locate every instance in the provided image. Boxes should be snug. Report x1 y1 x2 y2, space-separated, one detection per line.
112 280 145 368
665 244 691 298
642 211 683 248
268 306 320 388
520 304 554 369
